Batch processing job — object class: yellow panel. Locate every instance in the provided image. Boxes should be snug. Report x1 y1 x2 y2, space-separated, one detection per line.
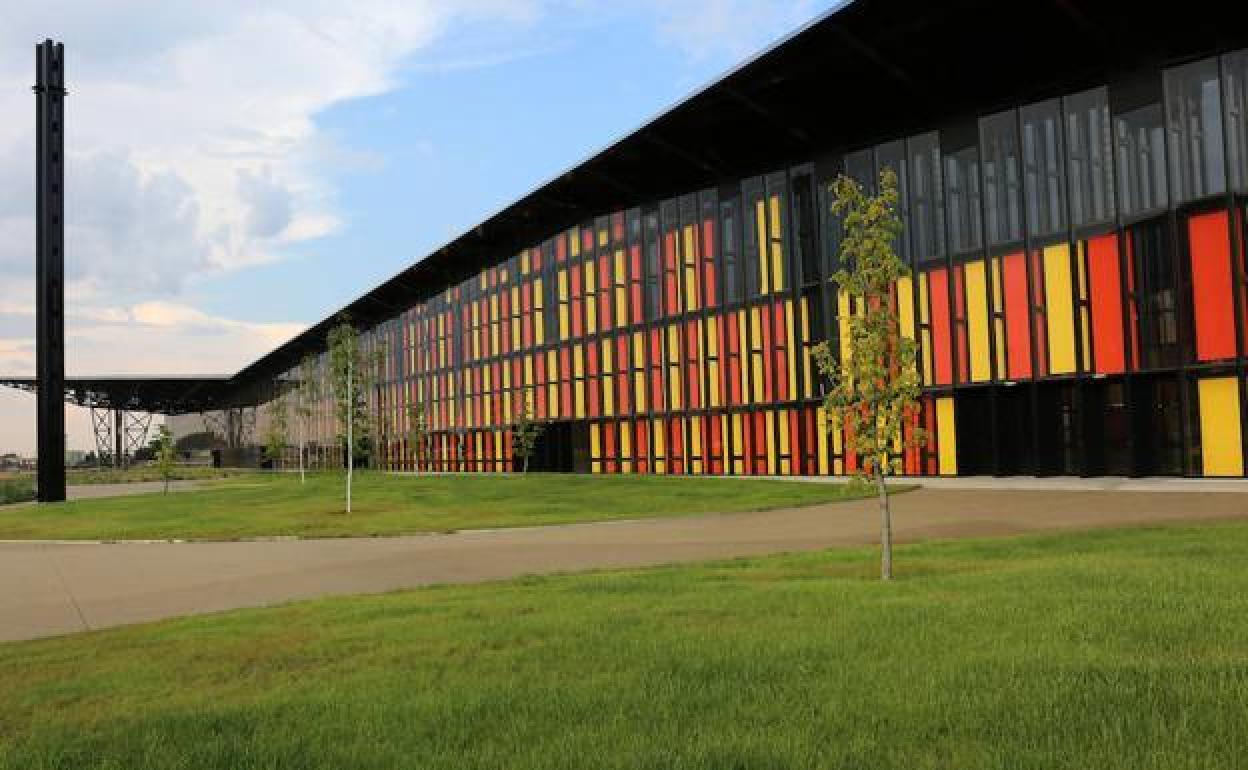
1042 244 1077 375
620 424 632 472
786 301 798 399
778 410 791 475
590 423 601 473
765 412 777 475
837 290 852 368
570 229 580 258
653 419 666 474
964 261 991 382
897 275 915 340
937 397 958 476
770 196 785 293
691 416 703 474
756 200 770 294
1199 378 1245 477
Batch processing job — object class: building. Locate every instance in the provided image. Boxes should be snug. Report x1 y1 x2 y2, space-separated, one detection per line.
8 0 1248 478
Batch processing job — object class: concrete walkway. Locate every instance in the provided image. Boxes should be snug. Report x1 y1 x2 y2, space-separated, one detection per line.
3 486 1246 643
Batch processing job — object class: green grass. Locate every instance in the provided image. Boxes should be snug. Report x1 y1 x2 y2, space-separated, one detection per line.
2 521 1246 769
0 472 877 541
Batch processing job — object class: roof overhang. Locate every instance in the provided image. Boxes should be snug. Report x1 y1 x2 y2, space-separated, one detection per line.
0 376 249 415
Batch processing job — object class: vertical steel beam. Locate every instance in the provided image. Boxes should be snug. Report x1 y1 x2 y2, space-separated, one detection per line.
35 40 66 502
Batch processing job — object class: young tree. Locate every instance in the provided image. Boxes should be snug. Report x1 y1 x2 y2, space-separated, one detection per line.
295 354 322 483
263 388 290 470
327 318 366 513
406 400 428 471
511 393 544 474
155 424 176 495
812 168 924 581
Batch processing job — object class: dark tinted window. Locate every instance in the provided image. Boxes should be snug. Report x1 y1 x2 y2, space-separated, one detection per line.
720 196 742 304
1166 56 1226 203
981 110 1023 247
1226 50 1248 192
1021 99 1066 239
1116 102 1167 217
1064 87 1115 227
944 144 983 254
907 132 945 264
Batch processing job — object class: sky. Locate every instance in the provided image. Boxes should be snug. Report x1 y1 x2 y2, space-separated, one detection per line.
0 0 841 454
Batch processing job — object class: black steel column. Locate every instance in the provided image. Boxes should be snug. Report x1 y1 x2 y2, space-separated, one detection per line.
35 40 66 502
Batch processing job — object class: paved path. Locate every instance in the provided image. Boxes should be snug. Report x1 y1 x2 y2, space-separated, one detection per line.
3 486 1247 643
67 480 202 500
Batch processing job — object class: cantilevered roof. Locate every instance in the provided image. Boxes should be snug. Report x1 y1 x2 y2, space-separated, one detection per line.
231 0 1246 385
6 0 1246 412
0 376 244 415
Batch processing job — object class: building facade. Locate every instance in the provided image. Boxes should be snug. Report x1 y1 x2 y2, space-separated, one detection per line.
252 47 1248 480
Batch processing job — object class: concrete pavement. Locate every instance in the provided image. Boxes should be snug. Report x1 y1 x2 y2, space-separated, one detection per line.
3 485 1247 643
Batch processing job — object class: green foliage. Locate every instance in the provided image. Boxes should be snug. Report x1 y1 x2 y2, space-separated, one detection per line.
813 168 925 480
155 424 176 494
406 400 429 468
0 477 36 505
510 392 544 473
327 318 373 461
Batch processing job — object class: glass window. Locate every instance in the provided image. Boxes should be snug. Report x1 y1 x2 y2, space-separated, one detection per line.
1116 102 1167 217
1131 218 1180 369
721 196 743 304
1021 98 1066 239
944 144 983 254
845 148 875 192
1064 87 1115 227
791 173 820 284
743 178 764 297
907 132 945 264
1166 57 1226 203
643 211 661 321
818 176 842 279
1226 50 1248 192
876 140 910 262
981 110 1024 247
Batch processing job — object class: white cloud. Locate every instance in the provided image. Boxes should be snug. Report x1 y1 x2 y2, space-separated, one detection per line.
649 0 826 62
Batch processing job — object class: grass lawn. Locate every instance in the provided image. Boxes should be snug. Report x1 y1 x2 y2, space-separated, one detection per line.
2 521 1245 769
0 472 879 541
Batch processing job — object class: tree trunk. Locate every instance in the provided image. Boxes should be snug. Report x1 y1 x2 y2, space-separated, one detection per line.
876 470 892 581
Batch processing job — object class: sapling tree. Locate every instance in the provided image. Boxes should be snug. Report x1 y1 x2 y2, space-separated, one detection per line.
812 168 924 581
406 400 428 471
295 354 321 483
328 318 369 513
263 387 289 470
511 393 544 474
155 424 176 495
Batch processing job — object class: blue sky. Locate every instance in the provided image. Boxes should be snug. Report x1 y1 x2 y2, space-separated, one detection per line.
0 0 840 452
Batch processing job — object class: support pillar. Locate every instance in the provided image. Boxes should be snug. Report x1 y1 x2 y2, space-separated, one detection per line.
114 409 123 468
34 40 66 502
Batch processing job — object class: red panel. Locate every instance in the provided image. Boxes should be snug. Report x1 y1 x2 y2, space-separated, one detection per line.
664 233 679 316
928 268 953 386
603 422 616 474
560 347 573 417
685 321 701 408
630 246 643 321
571 269 583 338
616 336 630 414
587 343 600 418
1001 252 1031 379
1188 210 1238 362
648 329 663 410
953 266 969 382
753 412 768 474
1085 235 1125 374
534 354 546 417
702 219 717 308
773 302 788 401
1029 250 1049 377
598 254 612 329
669 419 684 474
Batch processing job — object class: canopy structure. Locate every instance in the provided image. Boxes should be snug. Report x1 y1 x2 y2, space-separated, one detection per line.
0 376 245 416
